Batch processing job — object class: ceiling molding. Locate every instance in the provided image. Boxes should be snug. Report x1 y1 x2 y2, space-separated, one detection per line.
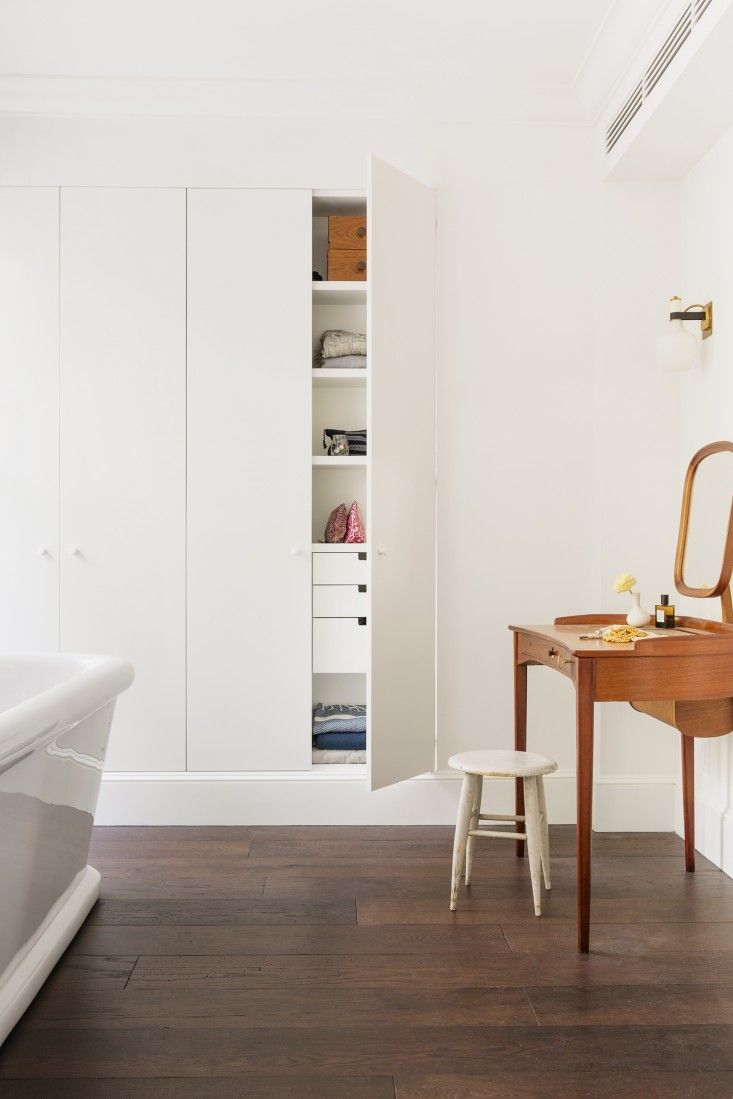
0 1 669 126
0 76 592 125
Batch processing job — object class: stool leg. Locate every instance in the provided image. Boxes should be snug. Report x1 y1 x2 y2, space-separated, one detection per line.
524 776 543 917
464 775 483 886
450 774 477 911
538 775 551 890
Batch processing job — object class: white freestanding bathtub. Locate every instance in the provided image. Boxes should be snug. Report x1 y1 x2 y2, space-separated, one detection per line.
0 653 134 1044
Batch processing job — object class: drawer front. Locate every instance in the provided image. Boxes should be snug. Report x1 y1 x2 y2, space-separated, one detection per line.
328 248 367 282
313 552 368 585
519 633 576 680
328 215 367 248
313 584 367 617
313 617 368 673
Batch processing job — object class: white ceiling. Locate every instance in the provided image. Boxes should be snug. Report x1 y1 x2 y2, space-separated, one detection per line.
0 0 674 122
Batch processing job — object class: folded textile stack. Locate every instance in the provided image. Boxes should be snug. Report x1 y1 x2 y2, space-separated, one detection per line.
315 329 366 369
312 748 366 764
312 703 366 753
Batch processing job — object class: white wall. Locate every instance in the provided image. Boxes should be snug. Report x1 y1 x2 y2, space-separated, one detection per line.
678 121 733 871
0 113 679 825
592 180 681 828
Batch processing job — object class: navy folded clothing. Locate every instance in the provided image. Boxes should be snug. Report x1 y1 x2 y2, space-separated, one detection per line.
313 703 366 736
312 730 367 751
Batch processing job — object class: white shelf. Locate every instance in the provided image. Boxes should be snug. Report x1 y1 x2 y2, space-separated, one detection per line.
311 543 369 553
310 763 367 773
312 456 366 468
313 281 367 306
312 368 367 388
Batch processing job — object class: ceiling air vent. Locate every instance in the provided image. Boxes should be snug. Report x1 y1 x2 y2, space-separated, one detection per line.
644 6 691 96
605 0 714 154
605 82 643 152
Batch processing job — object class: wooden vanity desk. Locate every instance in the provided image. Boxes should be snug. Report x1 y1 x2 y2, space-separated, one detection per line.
509 615 733 952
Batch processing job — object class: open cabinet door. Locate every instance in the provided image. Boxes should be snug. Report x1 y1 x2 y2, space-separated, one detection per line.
368 156 436 791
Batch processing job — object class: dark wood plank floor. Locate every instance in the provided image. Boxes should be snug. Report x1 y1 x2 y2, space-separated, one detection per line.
3 825 733 1096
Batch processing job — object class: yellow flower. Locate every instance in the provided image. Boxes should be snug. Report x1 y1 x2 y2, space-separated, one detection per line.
614 573 637 594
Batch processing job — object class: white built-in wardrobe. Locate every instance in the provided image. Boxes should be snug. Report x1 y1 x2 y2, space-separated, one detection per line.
0 157 436 792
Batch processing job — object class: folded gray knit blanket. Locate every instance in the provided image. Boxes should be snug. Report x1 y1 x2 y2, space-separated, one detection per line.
320 355 366 369
321 330 366 359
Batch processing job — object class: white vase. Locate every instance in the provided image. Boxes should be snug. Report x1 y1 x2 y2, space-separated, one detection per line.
626 591 651 627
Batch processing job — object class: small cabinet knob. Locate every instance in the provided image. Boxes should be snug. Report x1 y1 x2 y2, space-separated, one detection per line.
356 261 366 273
356 225 366 239
291 545 303 557
70 546 81 557
377 546 388 556
39 546 49 556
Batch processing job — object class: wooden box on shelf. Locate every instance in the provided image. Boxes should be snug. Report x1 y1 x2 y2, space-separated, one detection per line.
328 215 367 281
329 215 367 248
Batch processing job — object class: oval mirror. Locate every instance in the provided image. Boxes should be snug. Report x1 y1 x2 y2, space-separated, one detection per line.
675 441 733 618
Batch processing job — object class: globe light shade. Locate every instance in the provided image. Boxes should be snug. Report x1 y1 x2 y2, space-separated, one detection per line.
656 318 699 372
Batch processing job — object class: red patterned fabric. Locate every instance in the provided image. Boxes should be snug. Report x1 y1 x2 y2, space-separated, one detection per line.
324 503 348 543
345 500 366 544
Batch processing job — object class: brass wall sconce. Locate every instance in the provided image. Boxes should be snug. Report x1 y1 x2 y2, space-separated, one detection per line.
657 295 714 372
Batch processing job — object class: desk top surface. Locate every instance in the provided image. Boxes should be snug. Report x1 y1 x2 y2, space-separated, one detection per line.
510 616 733 659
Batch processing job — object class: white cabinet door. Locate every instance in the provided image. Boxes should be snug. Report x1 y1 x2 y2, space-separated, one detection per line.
60 188 186 772
187 190 311 771
0 189 59 651
368 157 436 791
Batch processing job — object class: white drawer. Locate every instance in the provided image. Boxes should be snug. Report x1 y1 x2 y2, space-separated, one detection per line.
313 617 368 673
313 584 367 617
313 552 367 586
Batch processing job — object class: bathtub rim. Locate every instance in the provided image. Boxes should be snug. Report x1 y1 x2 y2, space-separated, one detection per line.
0 654 134 770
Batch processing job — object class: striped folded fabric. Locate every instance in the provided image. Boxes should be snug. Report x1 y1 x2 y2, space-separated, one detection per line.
312 703 367 735
323 428 367 456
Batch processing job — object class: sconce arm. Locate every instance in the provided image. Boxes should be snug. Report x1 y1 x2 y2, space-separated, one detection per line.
668 300 713 339
669 305 707 320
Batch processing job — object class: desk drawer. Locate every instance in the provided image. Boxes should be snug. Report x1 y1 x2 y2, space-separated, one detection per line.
313 552 367 585
313 584 367 617
519 634 576 680
313 618 368 673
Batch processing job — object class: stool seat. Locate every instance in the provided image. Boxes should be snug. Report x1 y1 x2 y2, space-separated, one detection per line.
448 749 557 779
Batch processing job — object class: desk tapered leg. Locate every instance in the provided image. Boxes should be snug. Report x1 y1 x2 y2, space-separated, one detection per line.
514 633 527 858
681 733 695 872
576 660 594 953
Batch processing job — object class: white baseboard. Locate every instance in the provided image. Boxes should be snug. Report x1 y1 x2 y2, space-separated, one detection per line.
593 773 677 832
97 769 676 829
675 787 733 877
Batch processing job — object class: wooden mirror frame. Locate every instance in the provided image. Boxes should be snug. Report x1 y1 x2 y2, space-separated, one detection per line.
674 440 733 623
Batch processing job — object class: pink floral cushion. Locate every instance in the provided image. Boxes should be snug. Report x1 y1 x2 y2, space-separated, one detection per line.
324 503 348 543
345 500 366 544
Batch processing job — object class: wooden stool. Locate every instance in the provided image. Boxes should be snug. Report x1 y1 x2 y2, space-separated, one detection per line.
448 750 558 916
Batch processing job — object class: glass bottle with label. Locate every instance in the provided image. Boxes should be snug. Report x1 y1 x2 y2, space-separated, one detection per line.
655 594 676 629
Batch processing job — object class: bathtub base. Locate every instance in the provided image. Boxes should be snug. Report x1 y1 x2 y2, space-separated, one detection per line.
0 864 100 1046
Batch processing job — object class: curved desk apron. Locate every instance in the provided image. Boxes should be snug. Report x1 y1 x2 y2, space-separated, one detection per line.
509 614 733 952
